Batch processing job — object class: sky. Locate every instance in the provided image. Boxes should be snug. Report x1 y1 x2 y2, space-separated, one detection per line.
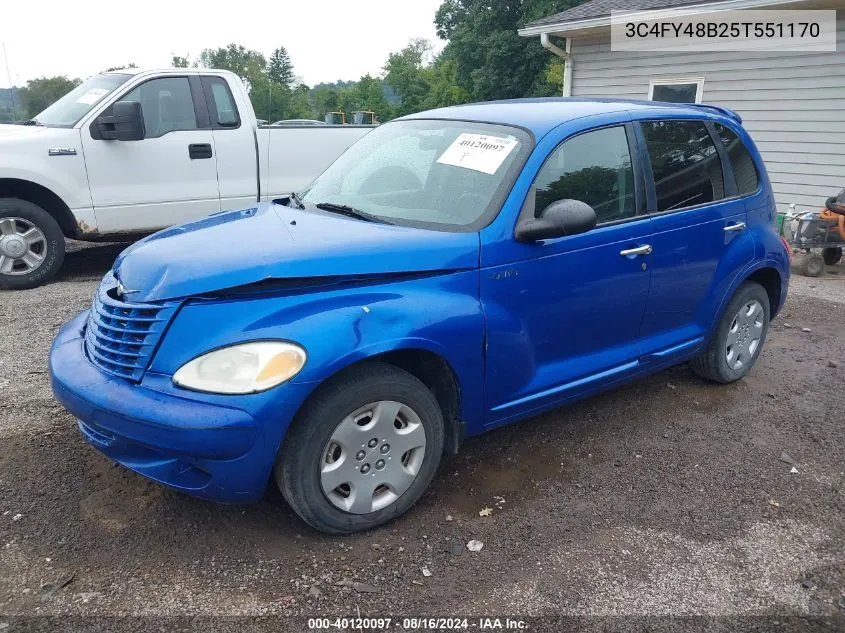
0 0 445 87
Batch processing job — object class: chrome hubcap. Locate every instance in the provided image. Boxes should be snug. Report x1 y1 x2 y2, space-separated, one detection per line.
320 401 427 514
0 217 47 276
725 299 764 370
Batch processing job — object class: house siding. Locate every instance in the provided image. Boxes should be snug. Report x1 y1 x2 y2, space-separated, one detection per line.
568 11 845 213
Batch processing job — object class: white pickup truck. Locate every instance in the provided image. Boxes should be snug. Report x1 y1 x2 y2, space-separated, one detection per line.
0 68 373 289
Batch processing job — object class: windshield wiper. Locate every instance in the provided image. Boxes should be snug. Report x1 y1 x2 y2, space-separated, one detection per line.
19 119 42 126
288 192 305 209
315 202 390 224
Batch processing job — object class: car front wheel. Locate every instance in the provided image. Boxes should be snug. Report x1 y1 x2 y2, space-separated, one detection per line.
276 362 445 534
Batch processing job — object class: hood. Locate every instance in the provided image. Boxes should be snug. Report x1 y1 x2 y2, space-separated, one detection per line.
0 124 80 155
0 123 49 140
113 202 480 302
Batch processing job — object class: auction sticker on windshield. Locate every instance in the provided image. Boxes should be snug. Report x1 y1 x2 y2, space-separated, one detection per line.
76 88 111 105
437 133 518 175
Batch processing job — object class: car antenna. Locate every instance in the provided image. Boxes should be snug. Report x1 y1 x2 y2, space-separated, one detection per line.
2 43 18 122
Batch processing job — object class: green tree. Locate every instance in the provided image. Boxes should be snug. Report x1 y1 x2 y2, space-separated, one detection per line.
250 78 292 122
171 55 190 68
545 59 564 95
288 84 313 119
267 47 295 87
384 40 473 115
198 43 266 91
313 85 341 119
0 102 14 123
355 74 392 121
434 0 583 102
383 39 434 116
18 76 81 118
0 88 21 122
421 54 470 110
338 86 361 118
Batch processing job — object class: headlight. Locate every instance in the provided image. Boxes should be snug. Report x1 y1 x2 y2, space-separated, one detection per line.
173 342 306 394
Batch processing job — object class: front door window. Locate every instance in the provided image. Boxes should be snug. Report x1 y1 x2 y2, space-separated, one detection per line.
532 125 637 224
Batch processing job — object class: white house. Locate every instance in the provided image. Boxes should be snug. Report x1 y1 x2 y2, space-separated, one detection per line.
519 0 845 213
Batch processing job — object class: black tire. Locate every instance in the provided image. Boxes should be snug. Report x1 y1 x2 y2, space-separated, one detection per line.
691 281 770 384
822 247 842 266
800 252 825 278
0 198 65 290
276 362 445 534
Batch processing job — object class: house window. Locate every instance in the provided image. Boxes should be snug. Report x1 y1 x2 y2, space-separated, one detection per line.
648 78 704 104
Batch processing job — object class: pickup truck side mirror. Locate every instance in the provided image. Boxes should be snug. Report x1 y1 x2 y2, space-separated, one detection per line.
97 101 145 141
515 199 598 242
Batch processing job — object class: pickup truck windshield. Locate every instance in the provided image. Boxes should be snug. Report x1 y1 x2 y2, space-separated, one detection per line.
33 73 132 128
300 119 532 231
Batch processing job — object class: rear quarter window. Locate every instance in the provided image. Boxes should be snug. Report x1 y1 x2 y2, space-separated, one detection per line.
713 123 760 196
203 76 240 128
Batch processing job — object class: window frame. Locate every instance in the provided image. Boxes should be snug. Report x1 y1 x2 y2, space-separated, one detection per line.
648 77 705 104
200 75 242 130
710 121 763 199
89 74 209 140
634 118 741 217
517 122 648 230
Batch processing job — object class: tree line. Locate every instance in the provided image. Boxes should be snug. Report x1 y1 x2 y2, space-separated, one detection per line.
1 1 583 124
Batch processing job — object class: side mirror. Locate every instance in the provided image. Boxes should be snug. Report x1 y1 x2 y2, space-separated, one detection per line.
97 101 145 141
515 199 597 242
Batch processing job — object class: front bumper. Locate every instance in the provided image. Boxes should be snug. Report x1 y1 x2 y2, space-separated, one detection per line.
49 311 313 503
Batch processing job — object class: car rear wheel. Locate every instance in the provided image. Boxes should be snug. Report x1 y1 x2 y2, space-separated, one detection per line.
276 362 445 534
691 281 770 384
0 198 65 290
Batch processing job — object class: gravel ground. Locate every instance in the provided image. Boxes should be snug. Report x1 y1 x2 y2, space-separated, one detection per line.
1 242 844 630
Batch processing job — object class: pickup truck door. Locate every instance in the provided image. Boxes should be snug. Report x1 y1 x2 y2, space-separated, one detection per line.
482 122 653 427
81 75 220 234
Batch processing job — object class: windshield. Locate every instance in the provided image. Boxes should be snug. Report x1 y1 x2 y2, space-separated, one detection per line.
300 119 532 231
34 73 132 128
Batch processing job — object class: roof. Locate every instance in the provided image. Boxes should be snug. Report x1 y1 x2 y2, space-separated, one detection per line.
103 68 235 77
401 97 732 138
526 0 713 28
520 0 810 34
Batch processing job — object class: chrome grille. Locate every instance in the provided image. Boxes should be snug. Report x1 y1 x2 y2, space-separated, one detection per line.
84 273 178 381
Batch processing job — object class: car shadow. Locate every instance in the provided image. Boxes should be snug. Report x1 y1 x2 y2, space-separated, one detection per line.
58 241 128 282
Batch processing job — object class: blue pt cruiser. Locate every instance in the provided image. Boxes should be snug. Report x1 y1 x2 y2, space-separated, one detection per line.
50 99 790 533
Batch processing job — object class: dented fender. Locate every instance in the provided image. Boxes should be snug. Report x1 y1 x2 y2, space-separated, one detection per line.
150 270 487 435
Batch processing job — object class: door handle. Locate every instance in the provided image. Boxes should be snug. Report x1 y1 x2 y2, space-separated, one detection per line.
724 222 746 233
620 245 653 257
188 143 213 159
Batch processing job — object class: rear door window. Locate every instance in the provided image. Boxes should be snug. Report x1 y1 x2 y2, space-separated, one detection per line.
713 123 760 196
642 120 726 212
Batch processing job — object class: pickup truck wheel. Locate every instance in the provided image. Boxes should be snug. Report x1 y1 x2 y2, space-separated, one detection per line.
691 281 770 384
276 362 445 534
0 199 65 290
